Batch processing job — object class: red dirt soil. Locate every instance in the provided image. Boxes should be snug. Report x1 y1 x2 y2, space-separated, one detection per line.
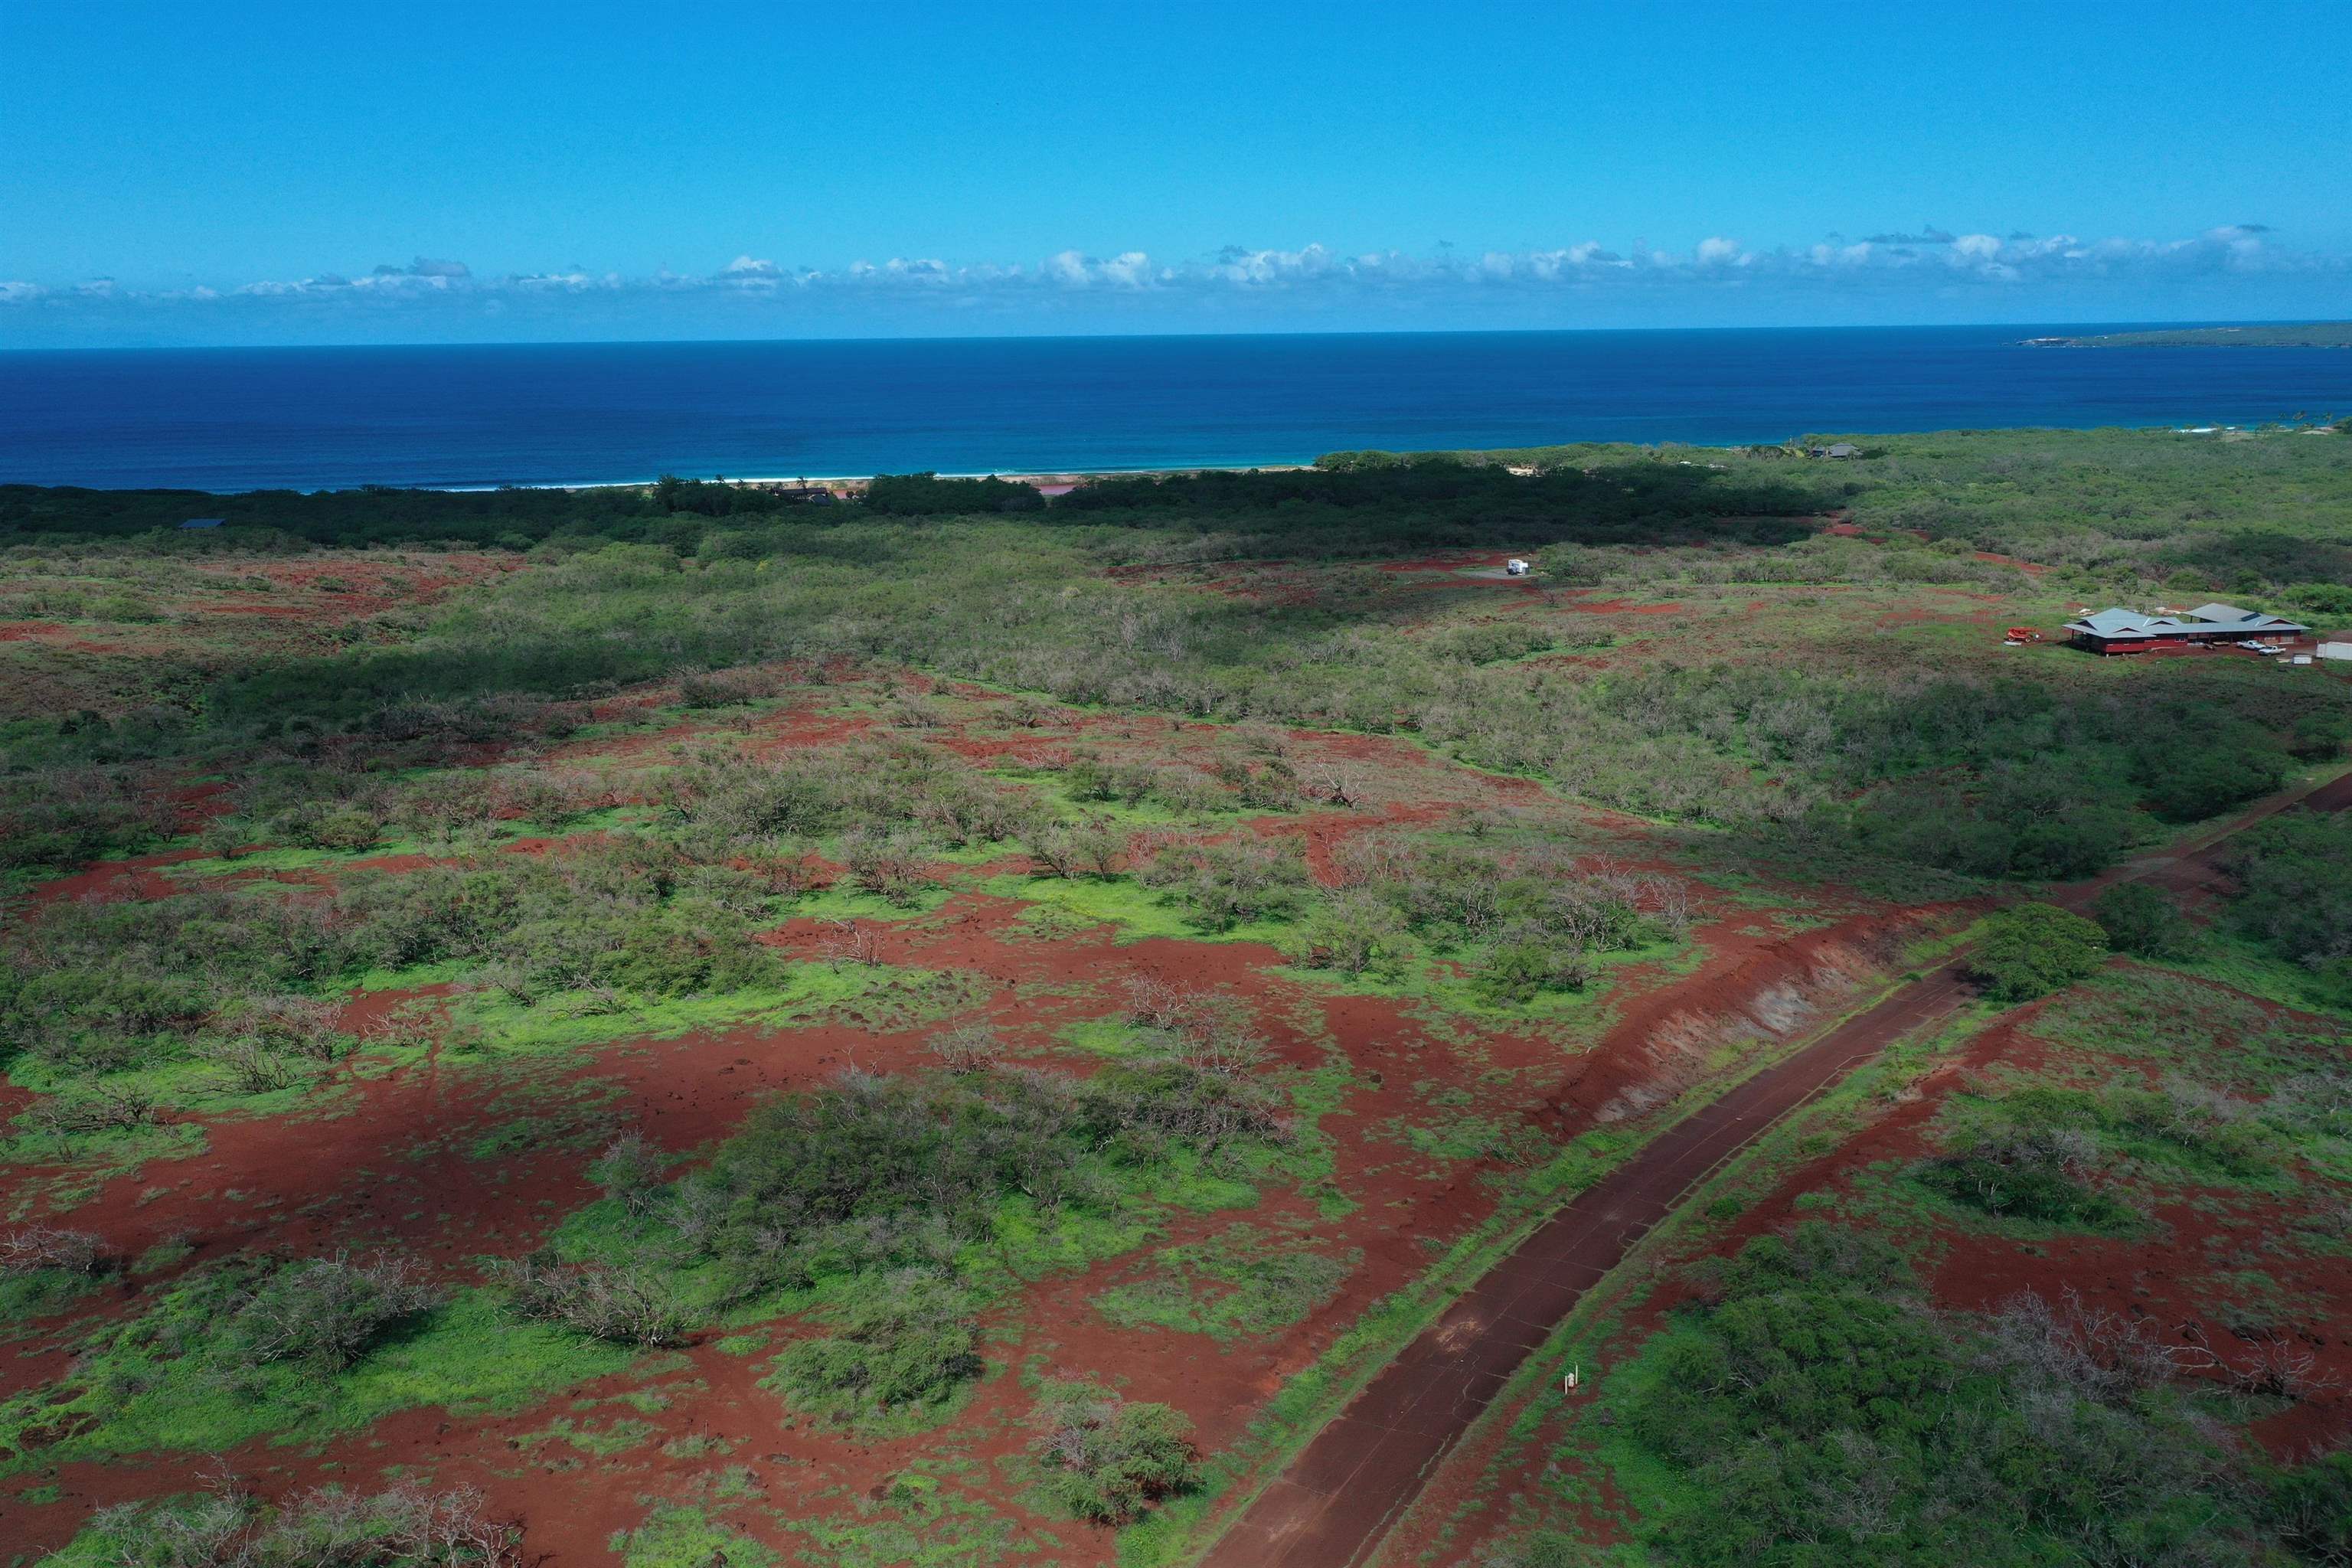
0 643 1867 1564
2 880 1612 1562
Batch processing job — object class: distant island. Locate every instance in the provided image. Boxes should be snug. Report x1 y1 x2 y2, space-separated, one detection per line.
2024 322 2352 348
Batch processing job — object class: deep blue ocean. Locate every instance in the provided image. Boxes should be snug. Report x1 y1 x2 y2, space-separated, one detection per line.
2 326 2346 492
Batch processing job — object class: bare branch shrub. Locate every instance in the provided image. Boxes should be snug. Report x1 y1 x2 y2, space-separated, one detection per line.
2227 1338 2339 1403
200 1034 303 1094
226 993 350 1060
28 1084 158 1140
1123 974 1192 1031
90 1473 524 1567
224 1252 443 1373
1986 1288 2208 1404
589 1132 666 1217
927 1021 1004 1074
493 1253 691 1346
1305 764 1363 807
840 827 929 905
818 918 883 967
1024 824 1084 879
1 1224 113 1276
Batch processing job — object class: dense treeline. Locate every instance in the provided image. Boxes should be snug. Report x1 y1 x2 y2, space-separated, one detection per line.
0 473 823 550
0 455 1825 557
10 427 2348 596
205 533 2346 854
1053 460 1821 547
862 472 1047 514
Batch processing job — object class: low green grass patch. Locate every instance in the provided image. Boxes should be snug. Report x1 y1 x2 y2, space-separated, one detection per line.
517 1413 658 1456
0 1281 634 1471
448 960 987 1057
0 1122 209 1217
782 1463 1034 1568
1093 1223 1357 1343
0 1266 106 1333
980 870 1292 946
612 1504 779 1568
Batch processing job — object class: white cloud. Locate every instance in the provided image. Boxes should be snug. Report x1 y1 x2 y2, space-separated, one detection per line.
6 224 2341 331
374 256 470 279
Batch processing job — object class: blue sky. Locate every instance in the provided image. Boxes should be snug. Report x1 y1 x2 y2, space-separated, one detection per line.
4 0 2348 346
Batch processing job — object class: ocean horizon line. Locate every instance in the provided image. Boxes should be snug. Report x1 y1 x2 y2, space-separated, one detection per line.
2 315 2324 360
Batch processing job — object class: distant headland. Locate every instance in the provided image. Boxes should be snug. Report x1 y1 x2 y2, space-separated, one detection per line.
2023 322 2352 348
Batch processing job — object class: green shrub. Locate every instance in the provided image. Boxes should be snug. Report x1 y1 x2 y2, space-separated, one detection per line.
669 1057 1284 1306
1138 838 1310 929
1619 1223 2278 1566
764 1272 983 1424
2092 883 2194 959
1474 1530 1606 1568
493 1253 690 1347
1970 903 2108 1002
1426 620 1556 665
64 1478 522 1567
2138 744 2290 822
90 593 162 622
222 1253 442 1374
586 1132 665 1215
1287 892 1414 979
2216 812 2352 972
1029 1387 1200 1524
1916 1138 2132 1228
1475 936 1596 1004
2288 710 2352 761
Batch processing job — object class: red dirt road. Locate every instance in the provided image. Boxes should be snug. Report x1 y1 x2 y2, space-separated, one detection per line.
1202 970 1971 1568
1197 767 2352 1568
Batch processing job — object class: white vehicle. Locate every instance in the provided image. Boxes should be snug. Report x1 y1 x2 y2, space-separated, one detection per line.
1504 557 1531 577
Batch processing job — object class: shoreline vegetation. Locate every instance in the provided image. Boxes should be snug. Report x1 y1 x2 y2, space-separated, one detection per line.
8 415 2350 504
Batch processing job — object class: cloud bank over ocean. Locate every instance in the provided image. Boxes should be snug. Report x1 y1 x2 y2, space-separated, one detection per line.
4 225 2341 346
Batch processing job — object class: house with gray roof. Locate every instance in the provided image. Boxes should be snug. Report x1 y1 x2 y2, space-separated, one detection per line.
2063 602 2307 655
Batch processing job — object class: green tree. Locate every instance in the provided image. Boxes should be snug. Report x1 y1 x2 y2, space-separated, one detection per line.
2092 883 2194 959
1971 903 2108 1003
